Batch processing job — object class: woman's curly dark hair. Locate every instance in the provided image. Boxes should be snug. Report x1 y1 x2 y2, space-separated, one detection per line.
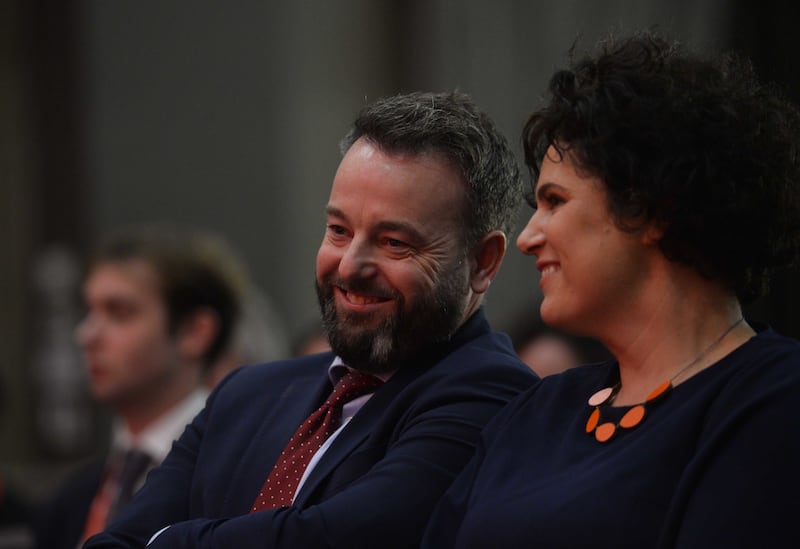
523 31 800 302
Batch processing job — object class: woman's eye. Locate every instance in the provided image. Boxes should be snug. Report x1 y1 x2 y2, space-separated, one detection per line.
541 192 564 208
548 195 564 206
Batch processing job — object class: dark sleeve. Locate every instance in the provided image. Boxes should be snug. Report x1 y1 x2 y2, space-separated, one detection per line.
32 462 101 549
418 429 488 548
660 369 800 548
87 361 535 549
420 384 538 548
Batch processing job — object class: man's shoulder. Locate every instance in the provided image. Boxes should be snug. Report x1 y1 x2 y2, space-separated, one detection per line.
217 352 334 390
413 330 536 388
439 330 528 372
50 457 106 496
33 456 105 544
200 353 335 423
204 353 332 406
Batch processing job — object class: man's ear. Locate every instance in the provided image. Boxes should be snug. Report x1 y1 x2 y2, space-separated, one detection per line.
469 230 507 294
177 309 220 362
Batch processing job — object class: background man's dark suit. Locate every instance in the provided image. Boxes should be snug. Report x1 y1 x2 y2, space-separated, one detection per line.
33 461 102 548
86 309 536 548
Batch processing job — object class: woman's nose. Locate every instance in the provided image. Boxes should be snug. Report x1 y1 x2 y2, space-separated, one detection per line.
516 213 545 256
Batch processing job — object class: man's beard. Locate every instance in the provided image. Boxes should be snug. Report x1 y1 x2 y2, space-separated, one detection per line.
315 261 469 375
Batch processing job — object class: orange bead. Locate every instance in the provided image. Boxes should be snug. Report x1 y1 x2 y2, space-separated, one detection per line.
595 422 616 442
646 381 672 402
586 408 600 433
619 405 646 429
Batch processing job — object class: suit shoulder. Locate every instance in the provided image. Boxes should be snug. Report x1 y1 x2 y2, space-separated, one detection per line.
210 353 333 400
439 331 534 376
416 331 538 393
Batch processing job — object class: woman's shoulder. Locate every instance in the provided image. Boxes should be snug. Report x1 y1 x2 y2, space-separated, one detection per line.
731 326 800 378
750 325 800 351
705 326 800 416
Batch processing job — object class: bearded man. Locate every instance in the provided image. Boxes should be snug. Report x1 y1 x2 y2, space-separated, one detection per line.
85 91 537 549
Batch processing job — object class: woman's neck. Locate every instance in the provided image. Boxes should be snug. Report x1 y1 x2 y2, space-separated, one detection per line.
600 268 753 406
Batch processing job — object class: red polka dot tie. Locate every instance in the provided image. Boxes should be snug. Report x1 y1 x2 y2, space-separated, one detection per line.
250 369 383 512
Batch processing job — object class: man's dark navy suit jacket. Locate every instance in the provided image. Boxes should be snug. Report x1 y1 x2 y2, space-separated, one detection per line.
85 309 536 548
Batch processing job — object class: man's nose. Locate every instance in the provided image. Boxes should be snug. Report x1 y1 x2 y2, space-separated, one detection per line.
337 238 378 280
75 314 100 347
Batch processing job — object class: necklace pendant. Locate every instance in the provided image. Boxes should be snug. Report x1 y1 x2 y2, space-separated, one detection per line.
588 386 617 407
646 380 672 402
619 404 646 429
585 383 666 443
585 408 601 433
595 422 616 443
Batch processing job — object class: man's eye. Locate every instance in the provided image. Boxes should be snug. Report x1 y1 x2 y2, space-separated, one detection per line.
384 238 409 250
107 304 137 322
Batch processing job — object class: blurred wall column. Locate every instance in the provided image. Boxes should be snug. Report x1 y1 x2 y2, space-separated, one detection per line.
265 0 404 332
1 0 93 489
0 0 37 467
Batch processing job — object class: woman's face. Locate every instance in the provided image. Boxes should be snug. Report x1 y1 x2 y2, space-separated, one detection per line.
516 147 651 336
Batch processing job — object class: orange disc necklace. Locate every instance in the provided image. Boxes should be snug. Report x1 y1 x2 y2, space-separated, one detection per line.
585 317 744 443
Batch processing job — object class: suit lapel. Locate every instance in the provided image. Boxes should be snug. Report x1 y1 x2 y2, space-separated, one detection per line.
291 365 418 507
277 309 490 508
223 360 334 513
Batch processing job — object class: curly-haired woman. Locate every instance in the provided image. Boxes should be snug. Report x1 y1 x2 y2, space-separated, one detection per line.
423 31 800 548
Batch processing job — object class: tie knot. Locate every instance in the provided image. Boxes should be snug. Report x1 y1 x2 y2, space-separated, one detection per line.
328 369 383 406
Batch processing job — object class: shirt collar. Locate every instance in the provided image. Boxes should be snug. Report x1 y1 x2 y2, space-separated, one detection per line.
327 356 395 384
112 388 208 463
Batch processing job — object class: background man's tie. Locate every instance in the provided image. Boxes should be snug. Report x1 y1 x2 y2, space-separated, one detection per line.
251 369 383 512
82 447 153 540
107 448 153 520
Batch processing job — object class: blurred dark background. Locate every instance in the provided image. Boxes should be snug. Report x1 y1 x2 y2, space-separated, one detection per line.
1 0 797 525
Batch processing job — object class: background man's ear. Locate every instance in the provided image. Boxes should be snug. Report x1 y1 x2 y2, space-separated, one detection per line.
470 230 507 294
177 309 219 362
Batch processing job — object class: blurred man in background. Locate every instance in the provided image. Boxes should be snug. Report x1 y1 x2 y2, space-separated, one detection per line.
33 225 257 548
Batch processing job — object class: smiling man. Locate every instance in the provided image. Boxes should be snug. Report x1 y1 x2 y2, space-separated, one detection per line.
85 91 536 549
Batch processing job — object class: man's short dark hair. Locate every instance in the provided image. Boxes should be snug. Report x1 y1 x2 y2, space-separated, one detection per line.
89 225 247 366
341 91 523 248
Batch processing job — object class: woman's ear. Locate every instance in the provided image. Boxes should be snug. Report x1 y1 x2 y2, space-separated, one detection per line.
177 309 220 362
641 221 665 246
469 230 507 294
